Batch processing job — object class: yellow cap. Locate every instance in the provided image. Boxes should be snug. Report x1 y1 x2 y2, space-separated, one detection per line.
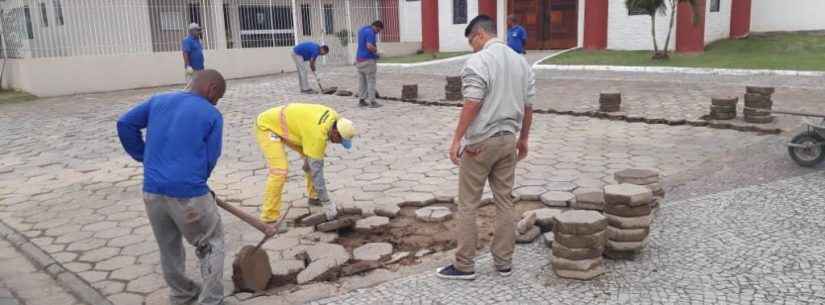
336 118 356 140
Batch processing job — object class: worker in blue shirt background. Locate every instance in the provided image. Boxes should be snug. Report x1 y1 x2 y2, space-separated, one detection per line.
182 23 205 84
507 15 527 55
117 70 227 305
292 41 330 94
355 20 384 108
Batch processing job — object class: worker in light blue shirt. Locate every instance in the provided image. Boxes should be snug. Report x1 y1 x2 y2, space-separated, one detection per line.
355 20 384 108
182 23 205 83
507 15 527 54
292 41 330 93
117 70 227 305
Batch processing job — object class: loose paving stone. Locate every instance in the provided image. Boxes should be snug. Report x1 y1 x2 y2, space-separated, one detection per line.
603 184 654 207
526 208 564 232
545 181 578 192
551 255 603 271
571 188 605 211
540 191 576 207
553 264 606 281
299 213 329 227
353 243 393 261
270 259 306 277
542 232 554 247
606 214 653 229
605 202 653 217
315 218 356 232
373 204 400 218
512 186 547 201
551 242 604 260
553 210 607 235
354 216 390 233
386 251 410 264
614 168 661 185
304 243 351 265
516 226 541 244
414 249 434 258
606 226 650 242
296 258 340 285
554 231 606 249
414 206 452 223
516 212 537 234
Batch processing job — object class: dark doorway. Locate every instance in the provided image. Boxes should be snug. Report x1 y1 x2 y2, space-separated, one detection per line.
508 0 578 50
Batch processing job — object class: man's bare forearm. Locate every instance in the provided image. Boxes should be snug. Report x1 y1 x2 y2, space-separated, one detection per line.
520 105 533 141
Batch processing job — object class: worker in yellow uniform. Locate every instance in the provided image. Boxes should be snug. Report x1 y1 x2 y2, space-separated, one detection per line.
254 103 356 233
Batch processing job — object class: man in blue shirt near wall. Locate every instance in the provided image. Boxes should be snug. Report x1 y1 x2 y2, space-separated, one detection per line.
355 20 384 108
292 41 330 93
117 70 227 305
507 15 527 55
182 23 205 84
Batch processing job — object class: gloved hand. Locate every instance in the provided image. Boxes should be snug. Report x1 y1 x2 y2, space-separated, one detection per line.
323 200 338 220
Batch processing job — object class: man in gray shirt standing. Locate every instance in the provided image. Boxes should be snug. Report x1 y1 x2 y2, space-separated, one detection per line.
437 15 535 280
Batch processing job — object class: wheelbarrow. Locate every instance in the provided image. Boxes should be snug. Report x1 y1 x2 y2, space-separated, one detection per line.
747 107 825 167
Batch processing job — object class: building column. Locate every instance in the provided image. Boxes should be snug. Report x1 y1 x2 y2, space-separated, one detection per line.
211 0 227 50
421 0 439 53
583 0 608 50
730 0 751 38
497 0 506 40
676 0 706 53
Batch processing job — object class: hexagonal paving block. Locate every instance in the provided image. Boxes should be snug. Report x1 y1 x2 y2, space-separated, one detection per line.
110 264 155 281
516 226 541 244
540 191 576 208
614 168 660 185
545 182 578 192
354 216 390 233
95 256 136 271
512 186 547 202
603 184 654 207
126 273 165 294
374 204 400 218
553 210 607 235
571 188 605 211
415 206 452 223
353 242 393 261
78 246 120 262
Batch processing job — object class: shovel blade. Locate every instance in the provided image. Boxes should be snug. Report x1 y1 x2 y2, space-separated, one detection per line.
231 245 272 292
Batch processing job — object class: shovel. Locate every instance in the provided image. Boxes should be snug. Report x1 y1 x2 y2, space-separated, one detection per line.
214 195 293 292
313 71 338 95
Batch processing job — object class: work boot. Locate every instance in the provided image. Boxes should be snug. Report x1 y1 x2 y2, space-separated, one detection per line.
369 101 383 108
358 99 369 107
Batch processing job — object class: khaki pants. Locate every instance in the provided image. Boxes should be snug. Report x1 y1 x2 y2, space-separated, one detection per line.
356 60 377 103
454 134 518 273
144 192 225 305
292 53 311 92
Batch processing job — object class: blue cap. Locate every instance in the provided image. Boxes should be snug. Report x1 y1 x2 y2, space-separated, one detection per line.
341 138 352 149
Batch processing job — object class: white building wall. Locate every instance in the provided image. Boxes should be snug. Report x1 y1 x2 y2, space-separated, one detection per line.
752 0 825 32
399 0 421 42
704 0 731 45
606 0 675 51
438 0 477 52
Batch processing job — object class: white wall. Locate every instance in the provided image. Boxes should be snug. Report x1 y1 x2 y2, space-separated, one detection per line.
2 47 296 97
704 0 731 44
752 0 825 32
607 0 675 51
438 0 478 52
399 0 422 42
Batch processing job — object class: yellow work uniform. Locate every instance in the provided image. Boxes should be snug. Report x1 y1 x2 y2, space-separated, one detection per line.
254 103 338 223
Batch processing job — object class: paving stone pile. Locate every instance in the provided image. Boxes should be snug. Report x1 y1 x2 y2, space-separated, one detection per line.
526 208 563 233
515 212 540 243
743 86 775 124
551 210 607 280
571 188 605 211
602 183 654 259
614 168 665 208
710 96 738 120
402 84 418 100
599 93 621 112
444 76 462 101
540 191 576 208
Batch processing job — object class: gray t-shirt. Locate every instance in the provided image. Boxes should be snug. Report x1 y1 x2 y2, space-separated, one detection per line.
461 39 536 146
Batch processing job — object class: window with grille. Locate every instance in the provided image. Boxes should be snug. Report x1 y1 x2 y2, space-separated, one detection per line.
453 0 467 24
39 2 48 27
23 5 33 39
709 0 720 12
53 0 63 25
323 4 334 34
301 4 312 36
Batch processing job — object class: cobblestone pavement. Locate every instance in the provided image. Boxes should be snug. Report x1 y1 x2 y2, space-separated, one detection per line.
0 64 785 305
0 233 83 305
309 171 825 305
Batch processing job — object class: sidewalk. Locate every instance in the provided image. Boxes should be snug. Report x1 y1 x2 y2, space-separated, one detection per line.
0 236 84 305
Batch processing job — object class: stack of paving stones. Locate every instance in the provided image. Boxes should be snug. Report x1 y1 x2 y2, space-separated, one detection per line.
515 212 541 243
709 96 738 120
551 210 607 280
598 93 621 112
603 183 654 260
614 168 665 208
402 84 418 100
743 86 775 124
445 76 462 101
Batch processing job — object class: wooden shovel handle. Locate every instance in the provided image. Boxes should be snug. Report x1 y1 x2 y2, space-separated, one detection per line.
213 194 270 234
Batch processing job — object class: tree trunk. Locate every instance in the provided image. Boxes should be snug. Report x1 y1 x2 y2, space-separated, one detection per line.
650 14 659 55
662 0 678 54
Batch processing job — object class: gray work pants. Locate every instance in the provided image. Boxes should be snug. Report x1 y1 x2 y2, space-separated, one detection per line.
144 192 225 305
356 60 377 103
292 53 311 91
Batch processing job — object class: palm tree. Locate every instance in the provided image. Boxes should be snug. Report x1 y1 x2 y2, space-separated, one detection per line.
625 0 700 59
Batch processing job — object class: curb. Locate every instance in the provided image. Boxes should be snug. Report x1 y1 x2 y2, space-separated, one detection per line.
375 96 783 135
533 62 825 77
377 54 472 68
0 220 113 305
531 48 578 69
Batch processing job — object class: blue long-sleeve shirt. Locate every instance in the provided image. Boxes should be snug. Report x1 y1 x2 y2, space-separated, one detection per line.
117 91 223 198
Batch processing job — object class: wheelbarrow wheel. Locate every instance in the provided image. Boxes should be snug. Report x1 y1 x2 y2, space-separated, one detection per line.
788 131 825 167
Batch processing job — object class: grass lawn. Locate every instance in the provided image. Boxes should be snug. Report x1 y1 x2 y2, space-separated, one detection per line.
380 51 470 64
542 33 825 71
0 90 36 104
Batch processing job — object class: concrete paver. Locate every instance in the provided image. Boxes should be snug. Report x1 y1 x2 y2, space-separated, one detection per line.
0 234 83 305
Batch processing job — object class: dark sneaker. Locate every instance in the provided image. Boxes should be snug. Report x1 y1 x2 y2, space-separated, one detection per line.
436 265 476 280
307 198 322 206
369 101 383 108
301 89 318 94
358 99 369 107
497 267 512 277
